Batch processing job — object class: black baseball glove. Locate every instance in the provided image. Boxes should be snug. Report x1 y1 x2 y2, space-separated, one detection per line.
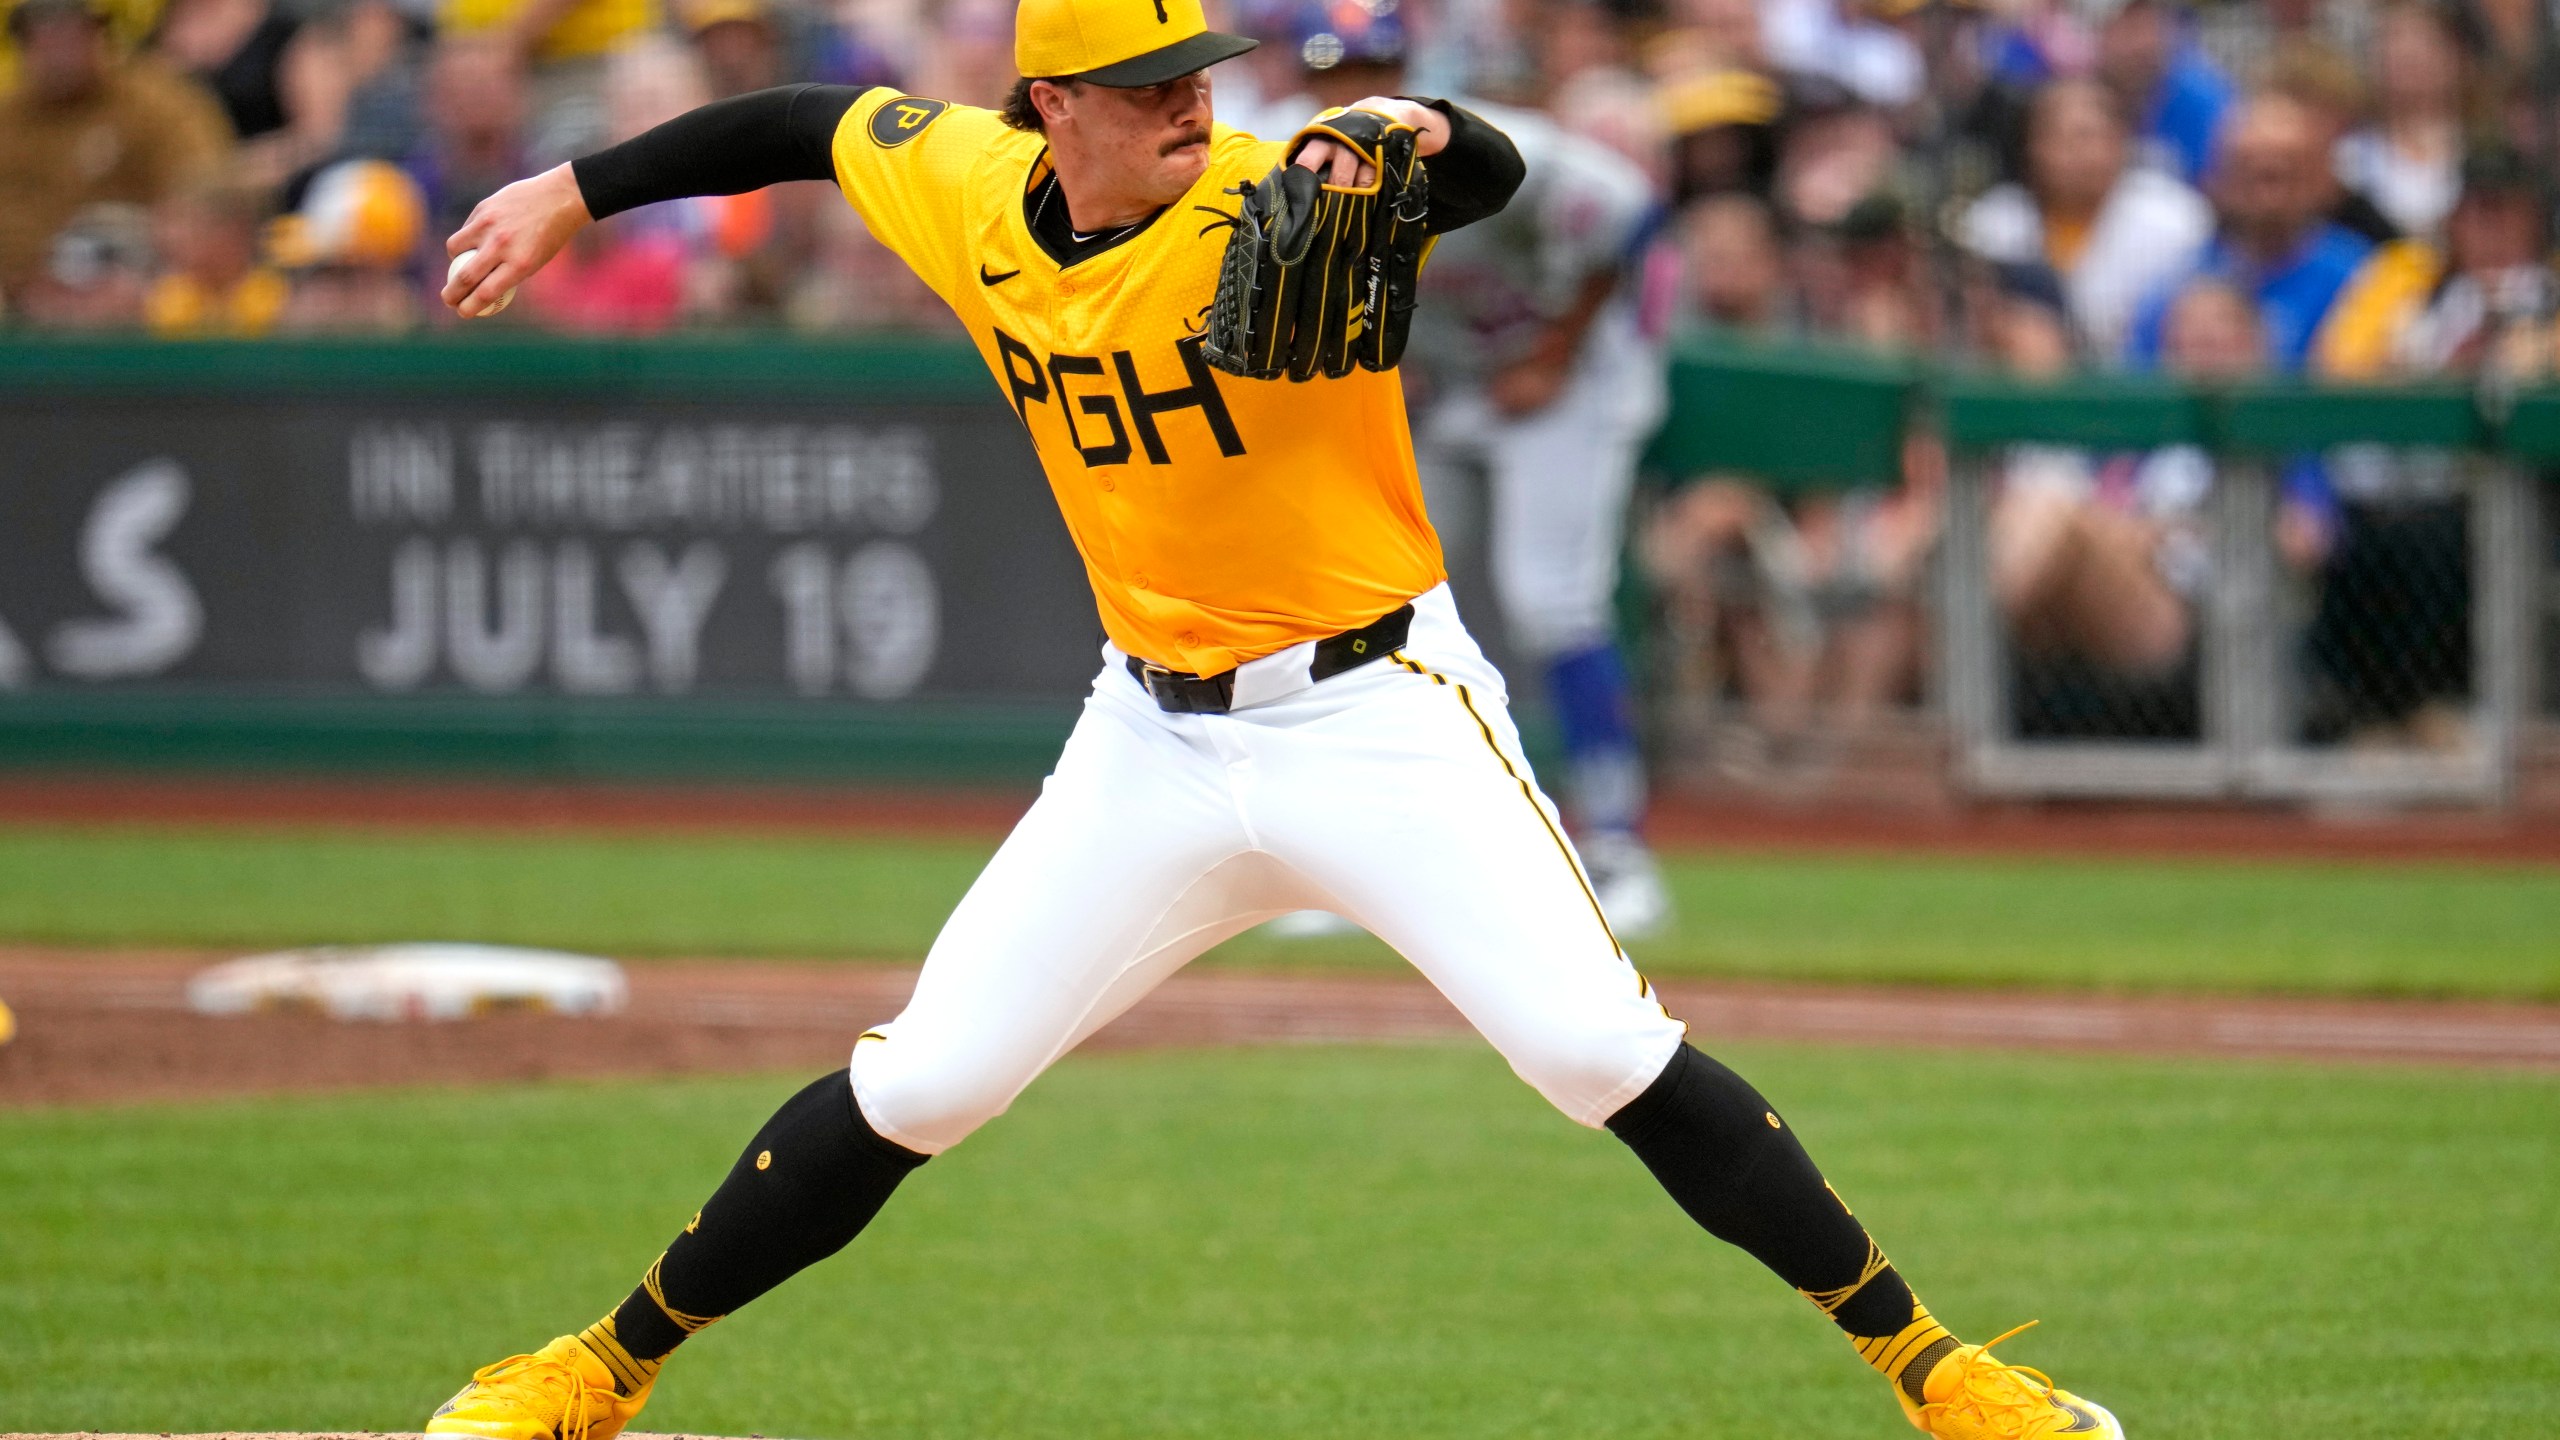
1199 107 1434 382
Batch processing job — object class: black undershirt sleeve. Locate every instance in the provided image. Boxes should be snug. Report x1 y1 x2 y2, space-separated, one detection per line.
570 82 874 221
1411 98 1524 234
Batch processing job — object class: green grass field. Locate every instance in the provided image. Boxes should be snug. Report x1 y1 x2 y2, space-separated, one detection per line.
4 1043 2554 1438
3 821 2556 997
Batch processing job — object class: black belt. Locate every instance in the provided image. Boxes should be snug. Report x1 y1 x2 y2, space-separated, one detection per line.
1126 603 1414 715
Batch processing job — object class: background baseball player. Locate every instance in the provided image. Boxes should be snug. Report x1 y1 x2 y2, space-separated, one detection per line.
423 1 2121 1436
1274 5 1674 935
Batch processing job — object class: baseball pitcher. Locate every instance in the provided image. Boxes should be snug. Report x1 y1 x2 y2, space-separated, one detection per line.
424 0 2121 1434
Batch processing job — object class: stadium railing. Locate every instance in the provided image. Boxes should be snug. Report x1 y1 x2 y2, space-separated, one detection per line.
1641 338 2549 804
1932 373 2539 803
1643 334 1912 496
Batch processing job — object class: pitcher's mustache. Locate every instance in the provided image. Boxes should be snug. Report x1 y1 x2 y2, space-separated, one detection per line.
1161 128 1211 154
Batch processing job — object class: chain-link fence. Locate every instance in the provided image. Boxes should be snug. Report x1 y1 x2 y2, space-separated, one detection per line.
1636 356 2548 807
2545 471 2560 722
2292 449 2475 748
1938 381 2541 803
1632 341 1945 802
2507 400 2560 766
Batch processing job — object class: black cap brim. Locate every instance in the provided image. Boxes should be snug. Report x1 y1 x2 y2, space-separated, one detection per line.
1076 30 1257 86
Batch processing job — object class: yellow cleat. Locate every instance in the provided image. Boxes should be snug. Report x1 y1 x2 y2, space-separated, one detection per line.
1900 1323 2124 1439
425 1333 654 1440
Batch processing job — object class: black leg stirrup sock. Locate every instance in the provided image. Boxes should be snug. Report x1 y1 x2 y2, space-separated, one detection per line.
584 1070 927 1388
1607 1044 1956 1404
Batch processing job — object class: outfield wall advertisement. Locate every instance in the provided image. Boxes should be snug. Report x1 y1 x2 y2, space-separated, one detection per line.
0 397 1106 706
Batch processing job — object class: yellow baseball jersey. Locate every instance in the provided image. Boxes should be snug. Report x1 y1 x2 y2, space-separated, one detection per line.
830 89 1445 677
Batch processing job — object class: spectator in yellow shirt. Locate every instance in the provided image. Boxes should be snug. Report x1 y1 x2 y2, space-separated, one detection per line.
0 0 231 297
2315 144 2555 382
143 181 287 334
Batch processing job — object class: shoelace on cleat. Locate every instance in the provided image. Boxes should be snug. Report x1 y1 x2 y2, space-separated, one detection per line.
463 1350 605 1440
1927 1322 2085 1440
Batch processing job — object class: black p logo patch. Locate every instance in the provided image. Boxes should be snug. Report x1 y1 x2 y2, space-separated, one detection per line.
869 96 949 147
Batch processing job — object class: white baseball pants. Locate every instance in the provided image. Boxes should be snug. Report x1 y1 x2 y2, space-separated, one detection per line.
847 584 1687 1155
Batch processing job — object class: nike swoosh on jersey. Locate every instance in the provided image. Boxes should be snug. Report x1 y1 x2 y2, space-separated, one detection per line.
979 265 1022 286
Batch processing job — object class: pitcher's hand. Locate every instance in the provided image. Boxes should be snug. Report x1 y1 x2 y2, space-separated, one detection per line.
1294 97 1449 188
442 163 591 317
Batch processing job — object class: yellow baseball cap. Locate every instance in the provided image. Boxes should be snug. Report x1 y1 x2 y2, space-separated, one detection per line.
268 160 426 270
1015 0 1256 86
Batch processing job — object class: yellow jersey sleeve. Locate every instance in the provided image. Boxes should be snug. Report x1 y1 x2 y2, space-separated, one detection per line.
830 91 1025 304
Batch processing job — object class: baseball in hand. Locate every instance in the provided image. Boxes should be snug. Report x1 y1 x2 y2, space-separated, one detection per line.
448 249 515 317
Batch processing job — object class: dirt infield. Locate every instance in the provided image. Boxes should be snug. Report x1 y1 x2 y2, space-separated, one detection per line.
4 950 2555 1107
5 771 2558 864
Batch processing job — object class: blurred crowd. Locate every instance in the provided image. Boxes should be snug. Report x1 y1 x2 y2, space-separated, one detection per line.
0 0 2551 760
0 0 2552 355
1551 0 2557 764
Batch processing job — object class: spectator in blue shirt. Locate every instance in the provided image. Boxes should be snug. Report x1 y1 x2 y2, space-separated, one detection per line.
2127 94 2374 370
2095 0 2236 184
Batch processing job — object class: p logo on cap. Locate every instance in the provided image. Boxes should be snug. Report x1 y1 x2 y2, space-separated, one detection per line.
1013 0 1256 87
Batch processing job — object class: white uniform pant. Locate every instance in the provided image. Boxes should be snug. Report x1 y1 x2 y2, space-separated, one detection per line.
848 585 1688 1155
